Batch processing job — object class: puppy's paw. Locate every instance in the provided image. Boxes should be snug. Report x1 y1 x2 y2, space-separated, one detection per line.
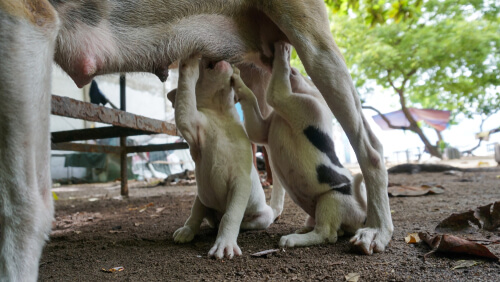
274 42 291 63
208 238 242 259
327 232 338 243
232 66 241 77
349 227 392 255
231 68 253 100
280 230 335 247
173 226 196 243
179 54 200 73
279 234 300 248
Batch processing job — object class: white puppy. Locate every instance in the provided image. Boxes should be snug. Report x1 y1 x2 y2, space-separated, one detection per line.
169 56 276 259
233 42 367 247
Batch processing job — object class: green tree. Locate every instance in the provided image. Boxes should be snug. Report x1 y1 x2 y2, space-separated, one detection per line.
325 0 500 158
324 0 424 26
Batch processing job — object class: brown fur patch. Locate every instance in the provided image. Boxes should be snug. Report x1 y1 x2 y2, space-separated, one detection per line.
0 0 57 27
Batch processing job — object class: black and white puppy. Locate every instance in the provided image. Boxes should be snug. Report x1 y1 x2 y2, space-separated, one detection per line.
233 42 367 247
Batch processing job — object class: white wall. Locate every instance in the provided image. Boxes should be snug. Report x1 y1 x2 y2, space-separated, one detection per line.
50 65 87 132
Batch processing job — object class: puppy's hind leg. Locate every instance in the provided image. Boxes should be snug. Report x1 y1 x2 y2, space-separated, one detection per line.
174 196 209 243
268 155 285 220
240 206 274 230
279 192 342 247
295 216 315 234
0 3 59 281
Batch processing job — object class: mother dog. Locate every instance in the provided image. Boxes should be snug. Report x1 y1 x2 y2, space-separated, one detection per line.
0 0 393 280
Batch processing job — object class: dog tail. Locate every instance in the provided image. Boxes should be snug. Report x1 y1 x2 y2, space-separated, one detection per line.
352 173 367 211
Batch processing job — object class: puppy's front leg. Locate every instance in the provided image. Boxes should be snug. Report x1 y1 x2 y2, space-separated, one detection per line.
173 196 209 243
208 177 252 259
175 55 204 147
232 67 270 144
265 42 313 124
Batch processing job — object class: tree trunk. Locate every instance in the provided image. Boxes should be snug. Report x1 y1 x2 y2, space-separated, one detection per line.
435 129 444 143
396 87 442 159
406 111 442 159
362 104 442 159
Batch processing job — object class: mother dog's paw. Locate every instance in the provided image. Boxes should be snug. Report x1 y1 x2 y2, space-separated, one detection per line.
173 226 195 243
208 238 241 259
349 227 392 255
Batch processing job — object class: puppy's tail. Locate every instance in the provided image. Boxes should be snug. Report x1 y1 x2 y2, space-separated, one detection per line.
352 173 367 211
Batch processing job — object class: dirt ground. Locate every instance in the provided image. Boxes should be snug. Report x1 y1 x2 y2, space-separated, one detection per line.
40 162 500 281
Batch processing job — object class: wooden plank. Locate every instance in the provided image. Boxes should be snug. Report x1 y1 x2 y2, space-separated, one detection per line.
51 142 189 153
51 95 178 136
51 126 156 143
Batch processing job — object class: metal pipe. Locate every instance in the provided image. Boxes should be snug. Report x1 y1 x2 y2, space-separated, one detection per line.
119 74 128 197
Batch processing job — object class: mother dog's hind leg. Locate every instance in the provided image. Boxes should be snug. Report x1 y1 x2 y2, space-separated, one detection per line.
262 0 393 254
0 2 59 281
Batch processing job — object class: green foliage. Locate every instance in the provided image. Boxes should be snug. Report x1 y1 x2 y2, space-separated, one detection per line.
324 0 424 26
291 0 428 72
329 0 500 123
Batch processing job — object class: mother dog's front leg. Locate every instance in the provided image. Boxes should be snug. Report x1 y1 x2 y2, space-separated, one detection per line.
263 1 393 254
0 2 59 280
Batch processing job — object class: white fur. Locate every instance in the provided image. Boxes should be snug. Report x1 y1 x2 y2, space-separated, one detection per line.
171 57 275 259
0 6 60 281
235 42 368 248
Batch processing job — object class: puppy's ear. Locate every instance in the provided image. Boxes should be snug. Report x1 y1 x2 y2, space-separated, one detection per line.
167 89 177 108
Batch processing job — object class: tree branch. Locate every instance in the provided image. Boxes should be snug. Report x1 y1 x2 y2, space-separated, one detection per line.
401 68 417 93
386 70 403 95
362 105 411 130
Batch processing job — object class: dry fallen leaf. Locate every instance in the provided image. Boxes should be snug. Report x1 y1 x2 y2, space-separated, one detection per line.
418 232 499 261
477 161 489 167
101 266 124 273
250 249 279 257
345 272 360 282
436 210 480 232
436 201 500 232
452 260 483 270
405 233 421 244
387 184 445 197
139 202 155 213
